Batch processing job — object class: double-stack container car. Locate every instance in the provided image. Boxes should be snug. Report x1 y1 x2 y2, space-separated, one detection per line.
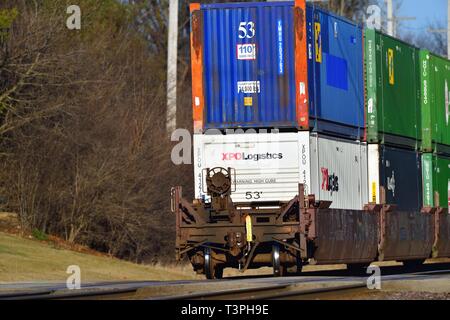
172 0 450 279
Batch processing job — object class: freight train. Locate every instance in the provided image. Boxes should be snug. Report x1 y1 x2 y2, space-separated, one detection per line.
171 0 450 279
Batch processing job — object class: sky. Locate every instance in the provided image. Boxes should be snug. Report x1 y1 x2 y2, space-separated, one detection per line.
391 0 447 36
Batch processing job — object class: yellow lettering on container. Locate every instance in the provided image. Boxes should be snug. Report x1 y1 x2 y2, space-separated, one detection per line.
388 48 394 85
314 22 322 63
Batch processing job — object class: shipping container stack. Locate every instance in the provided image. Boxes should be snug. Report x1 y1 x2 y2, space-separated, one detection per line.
364 28 423 212
419 50 450 212
190 0 369 210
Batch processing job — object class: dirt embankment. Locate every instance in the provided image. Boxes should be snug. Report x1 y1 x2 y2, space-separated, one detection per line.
0 213 198 283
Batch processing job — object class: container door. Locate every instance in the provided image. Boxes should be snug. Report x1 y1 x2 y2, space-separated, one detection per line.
379 36 420 144
310 134 368 210
380 145 422 211
201 3 297 129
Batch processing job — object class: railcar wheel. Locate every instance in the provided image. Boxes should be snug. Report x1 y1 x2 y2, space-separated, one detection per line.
215 265 224 279
204 247 223 279
272 244 284 277
293 254 303 275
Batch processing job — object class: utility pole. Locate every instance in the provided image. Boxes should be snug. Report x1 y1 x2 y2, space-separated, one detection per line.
428 0 450 58
385 0 415 37
167 0 178 134
386 0 394 36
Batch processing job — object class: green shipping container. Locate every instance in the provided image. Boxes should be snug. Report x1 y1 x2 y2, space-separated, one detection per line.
419 50 450 154
422 153 450 209
365 29 421 148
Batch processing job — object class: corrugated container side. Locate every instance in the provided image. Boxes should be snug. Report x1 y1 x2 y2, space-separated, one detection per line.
307 6 364 139
422 153 450 208
309 134 368 209
193 132 302 202
364 30 421 148
191 1 364 139
201 2 297 129
368 144 422 211
193 131 368 210
420 50 450 154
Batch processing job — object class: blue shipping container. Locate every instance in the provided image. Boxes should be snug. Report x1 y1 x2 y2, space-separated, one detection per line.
306 5 364 138
191 1 364 139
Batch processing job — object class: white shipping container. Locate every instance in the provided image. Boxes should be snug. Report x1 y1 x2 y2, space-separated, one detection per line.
193 132 368 210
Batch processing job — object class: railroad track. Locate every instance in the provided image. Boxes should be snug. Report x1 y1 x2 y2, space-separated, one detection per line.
148 283 368 300
2 268 450 300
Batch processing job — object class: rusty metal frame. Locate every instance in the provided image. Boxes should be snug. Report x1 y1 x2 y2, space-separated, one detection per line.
173 184 306 267
378 187 436 262
174 181 445 273
432 207 448 258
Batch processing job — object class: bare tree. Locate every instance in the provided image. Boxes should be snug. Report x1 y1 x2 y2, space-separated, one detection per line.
0 0 194 262
401 21 447 57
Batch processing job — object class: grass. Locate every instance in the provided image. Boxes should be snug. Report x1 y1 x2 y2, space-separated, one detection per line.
0 232 199 283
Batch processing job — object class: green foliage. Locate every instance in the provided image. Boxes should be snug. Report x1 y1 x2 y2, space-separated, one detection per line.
32 229 48 241
0 7 18 42
0 7 18 29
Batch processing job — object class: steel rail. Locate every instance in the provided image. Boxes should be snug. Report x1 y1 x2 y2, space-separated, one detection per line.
2 267 450 300
255 283 367 300
148 283 368 300
0 288 56 299
146 268 450 300
147 283 290 300
2 286 141 300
